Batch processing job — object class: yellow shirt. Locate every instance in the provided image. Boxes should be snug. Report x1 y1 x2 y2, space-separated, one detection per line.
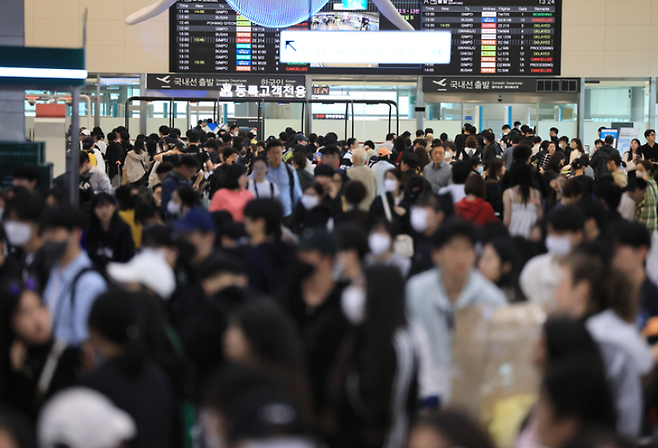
118 209 142 249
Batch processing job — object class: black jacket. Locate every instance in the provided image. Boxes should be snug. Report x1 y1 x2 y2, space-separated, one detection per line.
81 359 174 448
591 145 617 180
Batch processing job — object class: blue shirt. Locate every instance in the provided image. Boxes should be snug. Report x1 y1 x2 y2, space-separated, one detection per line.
266 162 302 217
43 252 107 346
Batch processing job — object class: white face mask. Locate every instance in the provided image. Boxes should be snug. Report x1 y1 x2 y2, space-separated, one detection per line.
167 200 182 216
301 194 320 210
4 221 32 246
369 233 391 256
445 151 454 159
477 166 484 175
410 207 430 233
341 285 367 325
545 234 572 257
384 179 398 193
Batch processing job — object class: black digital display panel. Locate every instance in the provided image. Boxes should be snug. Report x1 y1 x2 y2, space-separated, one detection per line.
170 0 561 76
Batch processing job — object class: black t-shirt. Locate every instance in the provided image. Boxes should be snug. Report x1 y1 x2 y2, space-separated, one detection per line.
641 143 658 163
280 281 349 413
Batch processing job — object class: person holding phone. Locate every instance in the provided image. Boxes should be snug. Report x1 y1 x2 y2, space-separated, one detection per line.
623 138 643 179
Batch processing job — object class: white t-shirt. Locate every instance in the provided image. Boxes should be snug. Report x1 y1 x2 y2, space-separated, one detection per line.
94 140 107 155
248 179 280 199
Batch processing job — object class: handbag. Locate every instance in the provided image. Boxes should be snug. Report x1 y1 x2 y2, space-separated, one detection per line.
380 193 414 258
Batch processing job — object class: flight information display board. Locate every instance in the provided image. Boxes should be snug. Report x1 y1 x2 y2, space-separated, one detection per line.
170 0 561 75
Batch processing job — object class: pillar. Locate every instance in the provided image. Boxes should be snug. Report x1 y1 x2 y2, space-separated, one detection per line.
0 0 25 141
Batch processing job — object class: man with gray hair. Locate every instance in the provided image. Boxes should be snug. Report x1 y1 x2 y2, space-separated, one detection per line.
347 147 378 209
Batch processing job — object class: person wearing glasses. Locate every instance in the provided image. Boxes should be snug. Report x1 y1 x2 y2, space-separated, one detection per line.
641 129 658 170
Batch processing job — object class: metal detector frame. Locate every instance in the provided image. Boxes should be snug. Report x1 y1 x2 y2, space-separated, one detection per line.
124 96 399 140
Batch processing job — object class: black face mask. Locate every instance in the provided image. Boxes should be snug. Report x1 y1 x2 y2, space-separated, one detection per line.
41 240 69 263
294 259 316 281
176 240 197 267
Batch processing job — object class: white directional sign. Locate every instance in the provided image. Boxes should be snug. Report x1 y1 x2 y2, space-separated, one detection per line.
279 31 452 65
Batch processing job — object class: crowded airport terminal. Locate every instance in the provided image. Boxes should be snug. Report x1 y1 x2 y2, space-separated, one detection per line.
2 0 658 447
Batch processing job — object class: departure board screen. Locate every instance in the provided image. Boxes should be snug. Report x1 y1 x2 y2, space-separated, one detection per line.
170 0 561 76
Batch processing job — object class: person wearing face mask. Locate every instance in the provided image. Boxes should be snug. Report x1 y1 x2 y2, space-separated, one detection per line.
279 229 349 416
0 278 82 420
40 206 107 346
2 194 51 288
634 160 658 233
322 266 419 448
371 147 396 195
169 207 218 328
78 151 112 195
408 193 453 278
292 183 331 235
406 220 506 405
365 220 411 278
444 142 457 165
166 185 199 222
369 169 410 233
519 207 585 306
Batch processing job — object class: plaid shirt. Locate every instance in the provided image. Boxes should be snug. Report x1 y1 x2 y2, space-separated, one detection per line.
636 177 658 233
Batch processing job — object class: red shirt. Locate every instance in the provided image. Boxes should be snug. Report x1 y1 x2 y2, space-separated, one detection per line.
209 188 255 222
455 197 499 226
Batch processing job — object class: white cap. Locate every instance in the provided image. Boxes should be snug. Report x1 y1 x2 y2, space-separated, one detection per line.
38 388 136 448
80 129 91 136
106 249 176 299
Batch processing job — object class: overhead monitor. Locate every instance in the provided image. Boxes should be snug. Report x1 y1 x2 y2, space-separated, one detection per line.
170 0 562 76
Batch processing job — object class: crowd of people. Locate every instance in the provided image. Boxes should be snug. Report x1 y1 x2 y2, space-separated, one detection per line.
0 120 657 448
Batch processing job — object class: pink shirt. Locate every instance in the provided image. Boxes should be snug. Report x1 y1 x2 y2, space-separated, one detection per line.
209 188 255 222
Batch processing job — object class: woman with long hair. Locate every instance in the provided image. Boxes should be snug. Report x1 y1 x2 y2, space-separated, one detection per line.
85 193 135 270
209 163 254 222
568 138 585 164
368 168 411 233
322 266 418 448
478 238 526 303
125 139 151 186
462 136 481 160
223 301 312 428
635 160 658 233
503 163 542 238
622 138 643 179
484 158 504 216
543 152 565 185
81 291 175 448
0 278 81 420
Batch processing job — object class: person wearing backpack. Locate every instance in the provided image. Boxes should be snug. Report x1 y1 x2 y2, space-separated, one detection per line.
40 205 107 346
482 131 502 166
247 156 280 199
264 140 302 226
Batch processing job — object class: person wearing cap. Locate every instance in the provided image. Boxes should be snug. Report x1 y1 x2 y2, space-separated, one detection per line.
279 229 349 414
209 163 254 222
201 366 312 448
406 220 506 404
423 143 453 194
38 388 136 448
106 250 176 301
81 291 175 448
371 147 395 195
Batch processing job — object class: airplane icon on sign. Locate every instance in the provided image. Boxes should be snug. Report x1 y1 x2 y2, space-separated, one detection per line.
433 78 447 91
